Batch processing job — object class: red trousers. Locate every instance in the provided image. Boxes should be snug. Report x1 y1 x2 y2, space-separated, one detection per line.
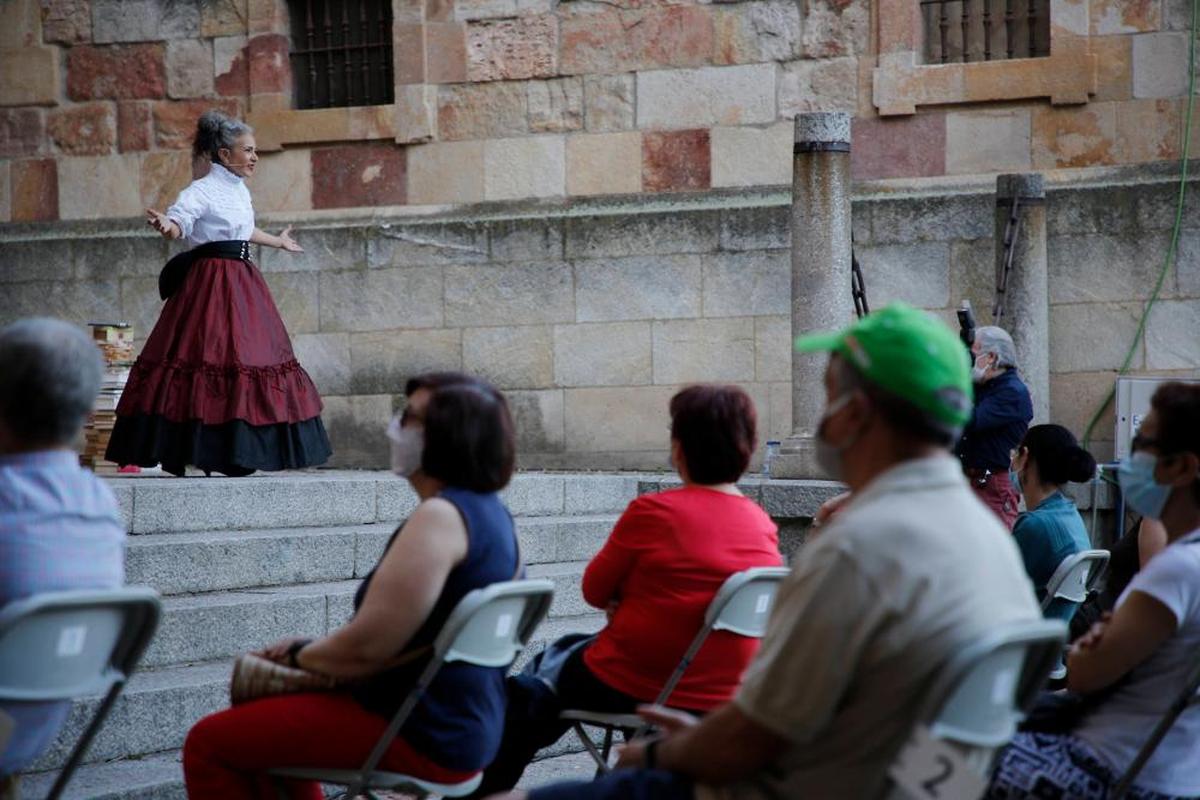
182 692 476 799
970 472 1021 530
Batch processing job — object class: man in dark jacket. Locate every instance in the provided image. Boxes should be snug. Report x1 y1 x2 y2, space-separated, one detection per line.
954 325 1033 528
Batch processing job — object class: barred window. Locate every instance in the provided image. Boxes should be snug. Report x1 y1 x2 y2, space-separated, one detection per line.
288 0 394 109
920 0 1049 64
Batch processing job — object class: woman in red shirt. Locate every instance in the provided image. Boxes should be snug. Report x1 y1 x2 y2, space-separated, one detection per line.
470 384 782 797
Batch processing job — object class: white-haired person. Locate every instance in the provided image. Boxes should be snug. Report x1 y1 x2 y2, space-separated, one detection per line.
954 325 1033 528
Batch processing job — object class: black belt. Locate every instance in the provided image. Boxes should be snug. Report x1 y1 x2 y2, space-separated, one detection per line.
158 240 252 300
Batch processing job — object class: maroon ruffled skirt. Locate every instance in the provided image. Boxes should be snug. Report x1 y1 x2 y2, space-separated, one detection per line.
105 256 332 476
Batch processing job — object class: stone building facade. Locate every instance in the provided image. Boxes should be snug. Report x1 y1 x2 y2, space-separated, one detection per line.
0 0 1197 468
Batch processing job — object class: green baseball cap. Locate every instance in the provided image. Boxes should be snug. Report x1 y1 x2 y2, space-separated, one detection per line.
794 303 974 427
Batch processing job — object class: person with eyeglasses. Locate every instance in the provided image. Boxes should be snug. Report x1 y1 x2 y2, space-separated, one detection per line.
987 381 1200 799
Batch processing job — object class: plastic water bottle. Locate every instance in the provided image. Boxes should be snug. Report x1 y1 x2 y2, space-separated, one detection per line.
762 440 781 477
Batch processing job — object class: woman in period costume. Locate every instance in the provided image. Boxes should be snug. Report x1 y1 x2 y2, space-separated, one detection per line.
105 110 331 477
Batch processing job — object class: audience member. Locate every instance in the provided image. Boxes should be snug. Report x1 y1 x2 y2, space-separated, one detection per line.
955 325 1033 528
0 318 126 784
491 303 1040 800
469 385 781 798
988 382 1200 799
183 373 521 799
1010 424 1097 622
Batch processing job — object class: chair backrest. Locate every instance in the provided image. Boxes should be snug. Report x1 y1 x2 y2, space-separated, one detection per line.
0 587 162 702
1041 549 1109 611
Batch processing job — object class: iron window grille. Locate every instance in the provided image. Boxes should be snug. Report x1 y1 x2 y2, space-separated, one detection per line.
288 0 394 109
920 0 1049 64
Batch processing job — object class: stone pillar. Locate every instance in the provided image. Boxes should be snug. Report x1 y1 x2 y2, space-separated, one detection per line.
771 112 856 479
994 173 1050 424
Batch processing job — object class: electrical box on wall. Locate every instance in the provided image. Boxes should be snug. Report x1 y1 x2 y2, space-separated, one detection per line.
1115 376 1200 460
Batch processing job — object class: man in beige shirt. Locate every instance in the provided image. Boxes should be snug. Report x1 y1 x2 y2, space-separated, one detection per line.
494 304 1040 800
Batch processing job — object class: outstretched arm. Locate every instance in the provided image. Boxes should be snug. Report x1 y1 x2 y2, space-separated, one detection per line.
146 208 182 240
252 225 303 252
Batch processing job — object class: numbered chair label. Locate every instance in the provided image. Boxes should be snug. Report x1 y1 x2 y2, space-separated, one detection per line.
56 625 88 657
887 726 985 800
494 613 514 638
755 594 771 614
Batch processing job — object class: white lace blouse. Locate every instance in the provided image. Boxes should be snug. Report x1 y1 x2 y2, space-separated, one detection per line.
165 163 255 248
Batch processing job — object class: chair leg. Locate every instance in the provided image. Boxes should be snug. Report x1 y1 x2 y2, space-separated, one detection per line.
571 722 613 775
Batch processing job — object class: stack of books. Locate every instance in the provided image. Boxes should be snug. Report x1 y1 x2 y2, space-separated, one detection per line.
83 322 135 475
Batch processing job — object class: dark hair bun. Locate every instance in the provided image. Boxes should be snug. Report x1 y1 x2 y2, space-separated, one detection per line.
1065 446 1097 483
1022 423 1096 486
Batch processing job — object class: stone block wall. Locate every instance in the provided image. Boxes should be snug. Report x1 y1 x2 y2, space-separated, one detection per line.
2 170 1196 469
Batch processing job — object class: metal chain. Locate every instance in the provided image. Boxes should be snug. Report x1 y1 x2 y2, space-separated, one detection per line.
993 195 1022 324
851 248 870 319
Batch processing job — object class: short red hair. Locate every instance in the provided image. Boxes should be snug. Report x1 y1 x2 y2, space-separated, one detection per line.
669 384 757 484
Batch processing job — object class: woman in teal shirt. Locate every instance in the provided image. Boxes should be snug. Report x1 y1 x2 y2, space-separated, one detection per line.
1010 424 1096 620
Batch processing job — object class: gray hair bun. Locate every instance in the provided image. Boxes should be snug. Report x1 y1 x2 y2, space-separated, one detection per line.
193 109 253 162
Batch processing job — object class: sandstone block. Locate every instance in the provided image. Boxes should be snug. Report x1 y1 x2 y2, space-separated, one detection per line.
407 140 486 205
528 78 583 133
322 395 392 469
0 109 43 159
1032 103 1117 169
945 109 1031 175
560 6 714 75
636 64 775 129
778 58 857 117
1145 300 1200 370
1048 232 1174 303
575 254 702 322
41 0 92 44
1049 371 1117 447
484 135 565 200
702 251 790 317
719 205 790 251
463 325 555 388
467 15 558 82
57 155 141 220
766 380 792 441
249 148 314 214
165 39 214 99
117 101 153 152
1091 0 1160 34
508 389 565 453
1049 301 1144 372
489 218 565 262
117 276 163 342
427 22 469 84
214 36 250 96
652 317 755 384
642 129 711 192
319 267 444 332
437 82 527 141
855 242 951 310
564 385 677 452
455 0 518 21
948 238 997 317
1091 35 1133 102
713 0 802 64
260 227 366 275
566 132 642 196
802 0 869 57
91 0 198 42
153 98 239 149
367 222 489 267
0 161 9 222
1135 180 1200 231
248 33 290 94
755 315 790 382
565 210 718 258
870 193 992 244
0 279 118 324
311 142 407 209
583 74 635 132
260 271 319 334
48 103 116 156
554 321 652 387
1178 230 1200 297
1047 185 1138 236
247 0 290 34
201 0 248 37
0 237 75 283
710 124 791 188
76 236 170 281
444 261 575 326
9 158 57 222
1051 0 1090 37
1116 99 1182 163
1132 33 1189 98
0 47 59 106
851 112 946 181
139 150 192 212
348 329 463 394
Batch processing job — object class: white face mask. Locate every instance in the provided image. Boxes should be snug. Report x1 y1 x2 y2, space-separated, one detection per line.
386 415 424 478
971 352 993 383
815 392 858 481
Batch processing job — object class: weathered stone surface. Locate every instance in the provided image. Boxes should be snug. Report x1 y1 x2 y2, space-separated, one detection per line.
1145 300 1200 370
1091 0 1160 33
851 112 946 181
213 35 249 96
0 0 38 48
566 131 642 196
444 261 575 325
945 109 1032 175
249 148 313 213
870 193 992 244
116 101 152 152
1046 185 1138 236
652 317 756 384
467 15 558 82
165 39 214 99
367 222 489 267
948 238 996 316
463 325 554 388
117 275 164 342
407 140 485 205
564 385 676 452
755 315 790 382
1116 99 1182 163
855 241 950 309
713 0 801 64
68 44 167 100
319 267 444 332
41 0 92 44
1178 230 1200 296
349 329 463 393
484 135 565 200
322 395 393 468
201 0 248 37
91 0 199 42
138 149 191 211
455 0 520 21
311 142 407 209
1049 371 1117 450
560 6 714 75
0 161 9 222
637 64 775 129
528 77 583 133
57 154 141 219
575 255 703 322
247 0 289 34
262 271 319 334
759 479 846 517
427 22 469 84
0 279 118 323
1132 33 1189 99
554 321 652 387
582 73 635 132
642 129 711 192
48 103 116 156
437 82 527 141
1048 232 1174 303
289 333 352 396
1091 34 1133 102
247 33 289 93
0 46 59 106
490 218 565 262
507 389 565 453
0 237 75 282
259 226 365 273
710 123 791 188
9 158 57 222
1032 103 1117 169
778 58 857 117
702 250 790 317
802 0 869 57
1049 301 1144 372
565 209 718 258
720 205 789 252
153 98 239 149
1135 179 1200 231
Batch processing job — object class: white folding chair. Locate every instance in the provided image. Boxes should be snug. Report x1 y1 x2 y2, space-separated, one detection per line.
560 566 790 773
1110 651 1200 800
269 578 555 800
1041 549 1109 613
883 619 1067 800
0 587 162 800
